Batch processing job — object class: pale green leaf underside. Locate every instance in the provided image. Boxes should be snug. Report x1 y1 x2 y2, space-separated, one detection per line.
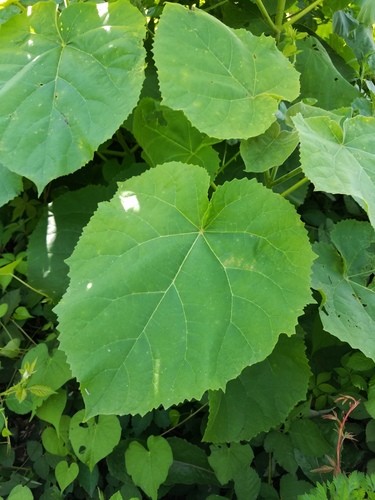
56 163 314 417
294 114 375 228
0 0 145 192
153 3 300 139
240 122 299 173
132 98 219 178
312 220 375 360
203 334 311 442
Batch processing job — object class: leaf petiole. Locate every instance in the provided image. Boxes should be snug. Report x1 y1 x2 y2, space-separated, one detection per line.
280 176 309 198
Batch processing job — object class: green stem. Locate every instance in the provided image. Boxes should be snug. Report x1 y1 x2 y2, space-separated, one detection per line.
254 0 278 33
210 181 218 191
161 403 208 437
275 0 286 40
280 176 309 198
204 0 228 13
218 150 241 176
271 166 303 187
11 275 50 300
100 149 125 158
284 0 323 26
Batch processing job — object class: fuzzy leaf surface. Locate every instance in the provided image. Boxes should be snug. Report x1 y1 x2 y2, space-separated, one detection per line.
294 114 375 228
56 162 314 417
204 334 311 442
153 3 299 139
312 220 375 360
0 0 145 191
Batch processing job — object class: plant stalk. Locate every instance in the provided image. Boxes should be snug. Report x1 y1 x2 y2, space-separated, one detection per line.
254 0 279 34
280 176 309 198
284 0 323 26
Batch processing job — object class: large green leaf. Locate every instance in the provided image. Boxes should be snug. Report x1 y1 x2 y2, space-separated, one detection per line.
55 162 314 417
132 98 219 177
28 185 114 302
312 220 375 360
0 0 146 192
293 114 375 228
203 334 311 442
295 36 360 109
153 3 300 139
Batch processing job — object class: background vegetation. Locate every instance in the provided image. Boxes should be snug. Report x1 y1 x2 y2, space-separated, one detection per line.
0 0 375 498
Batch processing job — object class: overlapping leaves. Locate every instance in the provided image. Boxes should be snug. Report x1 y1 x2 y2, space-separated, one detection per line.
312 220 375 359
56 162 314 417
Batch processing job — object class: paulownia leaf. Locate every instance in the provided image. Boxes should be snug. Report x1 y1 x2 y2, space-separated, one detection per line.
0 163 22 207
153 3 300 139
0 0 146 192
240 122 299 173
132 98 220 178
312 220 375 360
294 114 375 228
55 162 314 417
28 185 114 302
203 334 311 442
295 36 360 109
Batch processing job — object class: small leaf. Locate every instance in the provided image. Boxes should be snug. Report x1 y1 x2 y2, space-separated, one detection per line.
240 122 299 173
35 390 67 435
13 306 33 320
0 303 8 318
125 435 173 500
208 443 253 485
28 385 56 398
69 410 121 471
55 460 79 492
8 485 33 500
0 338 20 359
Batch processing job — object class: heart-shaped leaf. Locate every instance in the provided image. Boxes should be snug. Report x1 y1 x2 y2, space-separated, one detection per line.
69 410 121 471
56 162 314 417
153 3 300 139
55 460 79 492
0 0 146 191
125 435 173 500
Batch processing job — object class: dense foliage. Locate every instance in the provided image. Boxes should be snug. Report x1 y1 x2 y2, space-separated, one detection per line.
0 0 374 498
